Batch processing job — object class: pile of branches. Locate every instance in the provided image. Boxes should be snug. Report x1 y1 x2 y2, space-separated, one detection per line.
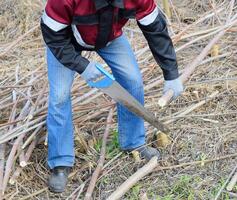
0 0 237 199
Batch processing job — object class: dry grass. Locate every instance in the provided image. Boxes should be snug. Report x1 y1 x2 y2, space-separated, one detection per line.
0 0 237 199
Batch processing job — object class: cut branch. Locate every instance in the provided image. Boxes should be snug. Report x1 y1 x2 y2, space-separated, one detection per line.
107 157 158 200
158 18 237 107
84 107 114 200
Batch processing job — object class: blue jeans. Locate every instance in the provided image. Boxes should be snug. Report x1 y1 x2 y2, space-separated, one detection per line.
46 34 145 169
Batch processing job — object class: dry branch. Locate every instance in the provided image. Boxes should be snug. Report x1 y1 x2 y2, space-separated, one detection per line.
107 157 158 200
164 91 219 124
226 168 237 191
0 25 39 57
108 153 237 199
9 137 38 185
0 144 5 200
0 0 237 198
214 165 237 200
162 0 171 18
158 17 237 107
84 108 114 200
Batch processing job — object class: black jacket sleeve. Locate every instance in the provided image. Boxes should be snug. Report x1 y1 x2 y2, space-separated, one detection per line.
41 20 89 74
138 11 179 80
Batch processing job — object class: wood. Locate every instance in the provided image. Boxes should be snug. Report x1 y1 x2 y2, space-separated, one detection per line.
1 1 237 196
158 18 237 107
155 153 237 171
214 166 237 200
164 91 219 124
0 25 39 57
211 44 219 57
108 153 237 199
162 0 171 18
0 144 5 200
9 138 37 185
84 108 114 200
107 157 158 200
226 168 237 191
2 136 24 194
1 95 19 195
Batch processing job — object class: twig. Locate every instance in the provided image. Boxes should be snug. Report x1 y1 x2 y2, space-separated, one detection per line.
226 167 237 191
0 25 39 57
75 183 86 200
155 153 237 171
107 157 158 200
164 91 219 124
9 138 39 185
158 17 237 107
84 108 114 200
0 144 5 200
19 188 47 200
214 165 237 200
108 153 237 199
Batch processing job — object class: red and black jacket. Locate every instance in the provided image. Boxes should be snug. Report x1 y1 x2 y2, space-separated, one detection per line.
41 0 179 80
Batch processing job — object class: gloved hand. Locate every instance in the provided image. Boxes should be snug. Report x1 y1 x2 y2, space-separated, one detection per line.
163 77 184 99
81 62 103 82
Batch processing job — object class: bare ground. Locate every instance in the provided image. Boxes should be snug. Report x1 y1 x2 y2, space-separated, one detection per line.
0 0 237 199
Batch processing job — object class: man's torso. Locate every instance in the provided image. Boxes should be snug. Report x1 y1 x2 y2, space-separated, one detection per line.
45 0 155 49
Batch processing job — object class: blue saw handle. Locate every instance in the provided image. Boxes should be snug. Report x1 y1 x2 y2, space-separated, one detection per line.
88 64 115 88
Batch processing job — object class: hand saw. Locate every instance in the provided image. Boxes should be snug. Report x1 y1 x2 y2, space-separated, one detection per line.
88 65 169 133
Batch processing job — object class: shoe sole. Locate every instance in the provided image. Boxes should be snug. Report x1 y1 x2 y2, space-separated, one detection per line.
48 186 65 193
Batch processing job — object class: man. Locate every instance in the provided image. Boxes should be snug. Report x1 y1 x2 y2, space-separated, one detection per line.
41 0 183 193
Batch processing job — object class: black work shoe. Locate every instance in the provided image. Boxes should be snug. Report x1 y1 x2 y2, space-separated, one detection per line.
135 146 161 161
48 166 71 193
